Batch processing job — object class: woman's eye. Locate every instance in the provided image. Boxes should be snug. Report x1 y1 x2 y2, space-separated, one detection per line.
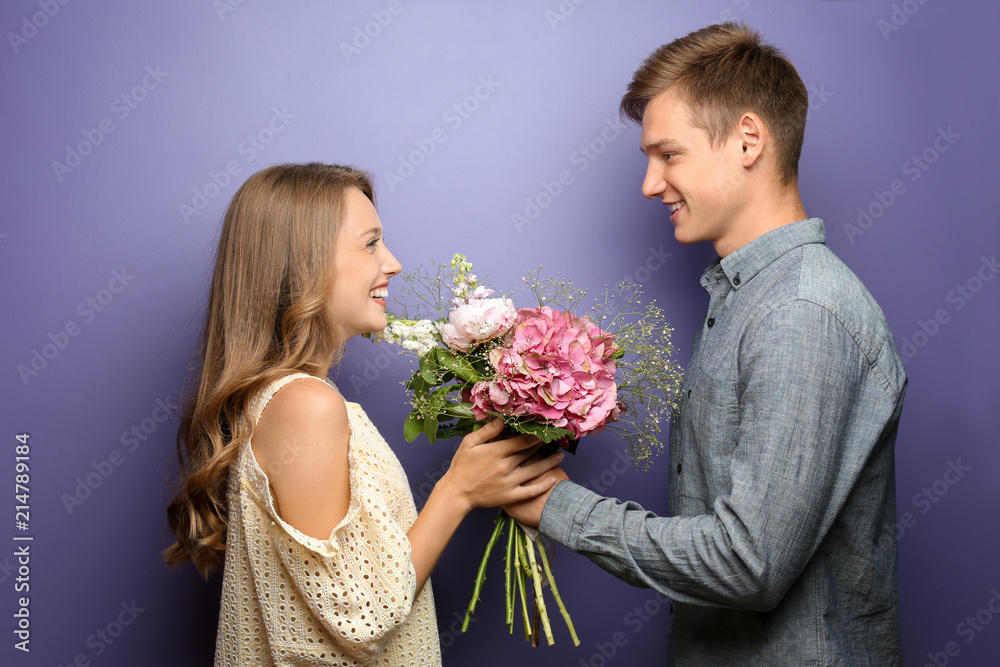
366 237 380 248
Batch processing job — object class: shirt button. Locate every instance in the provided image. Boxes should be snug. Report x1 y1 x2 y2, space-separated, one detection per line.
676 463 682 474
733 276 741 286
707 317 715 328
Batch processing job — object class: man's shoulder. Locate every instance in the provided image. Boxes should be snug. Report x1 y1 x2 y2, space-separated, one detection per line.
793 244 883 324
749 242 878 318
773 244 905 391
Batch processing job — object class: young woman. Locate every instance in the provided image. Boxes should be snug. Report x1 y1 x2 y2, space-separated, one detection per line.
164 163 562 666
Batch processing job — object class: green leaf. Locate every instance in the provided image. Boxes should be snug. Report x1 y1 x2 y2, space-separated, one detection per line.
423 414 439 443
514 421 574 444
403 413 424 442
435 415 484 440
433 346 454 364
435 348 481 382
471 357 490 376
428 385 453 412
435 425 476 440
406 372 430 398
442 403 476 419
418 356 437 384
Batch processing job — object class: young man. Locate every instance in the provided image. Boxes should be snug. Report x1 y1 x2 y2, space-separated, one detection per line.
507 23 906 665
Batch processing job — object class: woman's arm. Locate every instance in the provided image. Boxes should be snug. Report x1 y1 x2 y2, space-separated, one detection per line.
253 379 563 594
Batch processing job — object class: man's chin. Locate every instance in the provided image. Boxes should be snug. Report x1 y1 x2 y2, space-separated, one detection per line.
672 227 699 246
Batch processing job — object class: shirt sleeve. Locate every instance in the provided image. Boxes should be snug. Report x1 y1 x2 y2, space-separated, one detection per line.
540 299 900 611
241 444 418 663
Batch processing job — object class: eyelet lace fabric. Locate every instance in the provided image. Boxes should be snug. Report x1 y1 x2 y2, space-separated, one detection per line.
214 373 442 666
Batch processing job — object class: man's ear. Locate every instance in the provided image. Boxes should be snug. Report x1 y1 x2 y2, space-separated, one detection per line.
738 112 766 168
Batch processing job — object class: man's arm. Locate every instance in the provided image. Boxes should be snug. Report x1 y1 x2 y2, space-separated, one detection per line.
529 300 900 610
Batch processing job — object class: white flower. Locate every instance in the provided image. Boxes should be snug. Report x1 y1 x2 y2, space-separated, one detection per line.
376 319 440 356
406 320 439 355
370 327 394 344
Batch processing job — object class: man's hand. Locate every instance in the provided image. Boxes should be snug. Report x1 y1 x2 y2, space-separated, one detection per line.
503 464 570 527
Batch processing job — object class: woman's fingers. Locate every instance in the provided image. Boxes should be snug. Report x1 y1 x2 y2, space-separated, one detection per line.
512 450 564 484
510 475 560 502
493 433 543 457
461 418 505 447
509 465 570 503
463 426 543 463
516 450 550 468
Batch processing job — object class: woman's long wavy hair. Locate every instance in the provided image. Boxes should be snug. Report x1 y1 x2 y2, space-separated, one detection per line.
164 162 375 577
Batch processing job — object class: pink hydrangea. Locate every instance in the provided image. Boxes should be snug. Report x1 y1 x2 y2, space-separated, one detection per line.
470 306 620 440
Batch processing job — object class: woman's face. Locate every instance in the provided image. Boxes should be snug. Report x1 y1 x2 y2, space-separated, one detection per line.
329 187 402 338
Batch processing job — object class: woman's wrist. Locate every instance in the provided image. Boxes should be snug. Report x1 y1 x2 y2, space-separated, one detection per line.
427 470 473 522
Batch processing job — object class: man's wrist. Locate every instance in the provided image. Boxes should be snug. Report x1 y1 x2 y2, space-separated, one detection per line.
539 479 591 547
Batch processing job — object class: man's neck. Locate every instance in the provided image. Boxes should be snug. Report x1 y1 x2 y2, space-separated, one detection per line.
714 185 807 258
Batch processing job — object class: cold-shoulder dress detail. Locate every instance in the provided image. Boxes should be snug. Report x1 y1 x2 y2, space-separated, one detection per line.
214 373 441 666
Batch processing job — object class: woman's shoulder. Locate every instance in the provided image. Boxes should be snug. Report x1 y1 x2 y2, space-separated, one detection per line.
249 373 354 541
253 375 349 449
251 372 339 417
268 373 343 410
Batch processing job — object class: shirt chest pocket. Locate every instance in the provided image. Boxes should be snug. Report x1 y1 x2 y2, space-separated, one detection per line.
683 369 741 500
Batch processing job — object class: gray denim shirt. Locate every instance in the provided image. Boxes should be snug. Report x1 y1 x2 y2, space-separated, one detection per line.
540 219 906 665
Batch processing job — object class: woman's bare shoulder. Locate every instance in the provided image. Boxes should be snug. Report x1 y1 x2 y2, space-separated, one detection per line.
252 376 353 539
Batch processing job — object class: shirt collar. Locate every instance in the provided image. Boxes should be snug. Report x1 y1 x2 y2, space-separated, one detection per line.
714 218 826 291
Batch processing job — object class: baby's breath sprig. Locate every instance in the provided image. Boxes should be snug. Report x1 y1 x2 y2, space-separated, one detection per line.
579 280 682 469
518 267 589 312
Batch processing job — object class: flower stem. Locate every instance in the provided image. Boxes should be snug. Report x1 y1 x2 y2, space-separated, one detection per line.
504 514 516 631
463 509 506 632
522 529 555 646
537 538 580 646
514 528 531 641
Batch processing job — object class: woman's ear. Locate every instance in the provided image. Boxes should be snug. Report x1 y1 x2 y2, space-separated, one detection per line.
738 112 766 168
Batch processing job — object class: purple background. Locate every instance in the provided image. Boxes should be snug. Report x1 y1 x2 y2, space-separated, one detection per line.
2 1 998 665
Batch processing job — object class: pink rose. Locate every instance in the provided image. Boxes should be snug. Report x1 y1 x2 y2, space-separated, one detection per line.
438 297 518 352
470 306 619 439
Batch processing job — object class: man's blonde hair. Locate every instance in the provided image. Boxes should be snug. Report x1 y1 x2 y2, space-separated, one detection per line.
621 22 808 185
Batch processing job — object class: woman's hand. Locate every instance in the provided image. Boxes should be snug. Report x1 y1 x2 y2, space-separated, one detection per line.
407 419 563 594
439 419 564 515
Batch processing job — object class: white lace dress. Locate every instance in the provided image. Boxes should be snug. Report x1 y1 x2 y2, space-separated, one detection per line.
214 373 441 666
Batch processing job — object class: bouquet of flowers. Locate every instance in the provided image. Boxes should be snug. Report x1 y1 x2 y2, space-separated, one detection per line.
374 254 682 646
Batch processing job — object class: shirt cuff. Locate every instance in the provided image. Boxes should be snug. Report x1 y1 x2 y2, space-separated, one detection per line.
539 481 602 549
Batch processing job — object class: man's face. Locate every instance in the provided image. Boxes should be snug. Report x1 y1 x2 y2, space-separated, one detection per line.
639 89 746 250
